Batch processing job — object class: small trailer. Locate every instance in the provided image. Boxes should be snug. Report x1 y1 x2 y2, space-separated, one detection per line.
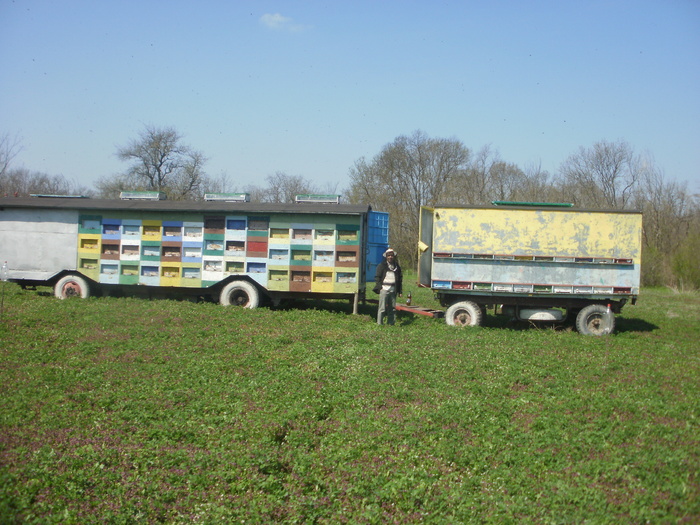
418 202 643 335
0 195 389 312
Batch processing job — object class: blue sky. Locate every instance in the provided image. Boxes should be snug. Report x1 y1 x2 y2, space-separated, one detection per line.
1 0 698 194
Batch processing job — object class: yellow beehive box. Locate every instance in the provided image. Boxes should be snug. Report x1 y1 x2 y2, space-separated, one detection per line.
181 264 202 287
267 267 290 291
313 228 336 245
78 234 101 253
311 270 334 292
141 220 162 241
161 263 182 286
334 270 358 293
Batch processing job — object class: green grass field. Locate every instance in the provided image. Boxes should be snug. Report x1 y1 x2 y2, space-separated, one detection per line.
1 278 698 523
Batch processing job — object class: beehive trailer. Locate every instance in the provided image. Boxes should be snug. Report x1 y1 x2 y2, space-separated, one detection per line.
0 196 389 313
418 203 643 335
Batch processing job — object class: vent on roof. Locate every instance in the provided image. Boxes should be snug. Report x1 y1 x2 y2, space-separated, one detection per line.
30 194 88 199
120 191 166 200
295 194 340 204
204 193 250 202
491 201 574 208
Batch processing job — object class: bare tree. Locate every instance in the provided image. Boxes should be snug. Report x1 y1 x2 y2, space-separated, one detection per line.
228 172 321 203
454 144 500 204
166 150 207 200
94 173 143 200
0 167 92 197
203 171 235 195
0 132 23 178
261 172 318 203
320 180 341 197
670 206 700 290
239 184 269 203
445 145 537 205
98 125 208 200
487 161 528 202
631 157 698 287
558 139 638 209
348 130 470 266
516 162 562 203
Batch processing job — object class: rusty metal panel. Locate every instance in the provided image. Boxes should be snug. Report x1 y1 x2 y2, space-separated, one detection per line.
432 207 642 262
426 206 642 294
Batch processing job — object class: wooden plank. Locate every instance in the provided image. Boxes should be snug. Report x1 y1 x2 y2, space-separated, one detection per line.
395 304 444 318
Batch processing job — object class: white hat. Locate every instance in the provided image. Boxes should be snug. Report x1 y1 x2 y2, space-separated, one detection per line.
384 248 395 257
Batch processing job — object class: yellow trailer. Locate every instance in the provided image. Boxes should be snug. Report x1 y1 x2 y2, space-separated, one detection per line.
418 203 643 335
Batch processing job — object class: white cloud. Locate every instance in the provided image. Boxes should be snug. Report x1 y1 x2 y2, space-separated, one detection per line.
259 13 309 33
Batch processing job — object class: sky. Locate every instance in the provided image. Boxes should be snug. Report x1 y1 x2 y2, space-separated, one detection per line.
1 0 699 195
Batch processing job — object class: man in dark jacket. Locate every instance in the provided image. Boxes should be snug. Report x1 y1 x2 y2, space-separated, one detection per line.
373 248 403 325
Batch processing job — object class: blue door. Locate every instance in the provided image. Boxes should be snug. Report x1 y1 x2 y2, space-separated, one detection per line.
366 211 389 279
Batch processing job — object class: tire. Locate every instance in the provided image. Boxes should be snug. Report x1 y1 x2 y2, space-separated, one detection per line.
219 280 260 308
576 304 615 336
445 300 483 327
54 274 91 299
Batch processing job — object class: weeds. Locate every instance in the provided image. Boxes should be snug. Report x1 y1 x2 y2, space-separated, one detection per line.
0 282 698 523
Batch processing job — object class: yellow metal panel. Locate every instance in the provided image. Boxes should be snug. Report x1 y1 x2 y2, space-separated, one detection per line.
433 208 642 263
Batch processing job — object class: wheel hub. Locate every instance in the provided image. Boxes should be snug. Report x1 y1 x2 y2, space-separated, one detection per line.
231 291 249 307
62 282 81 297
587 315 604 334
454 311 471 326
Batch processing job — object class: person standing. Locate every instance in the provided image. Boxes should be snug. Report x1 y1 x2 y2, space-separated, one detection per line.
373 248 403 325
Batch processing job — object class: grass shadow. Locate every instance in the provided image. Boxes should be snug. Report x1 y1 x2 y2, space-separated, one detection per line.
615 317 658 333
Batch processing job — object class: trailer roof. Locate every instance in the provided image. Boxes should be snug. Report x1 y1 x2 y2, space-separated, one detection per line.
425 203 642 214
0 196 373 215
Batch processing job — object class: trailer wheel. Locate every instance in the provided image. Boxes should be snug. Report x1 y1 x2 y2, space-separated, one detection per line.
54 275 90 299
576 304 615 336
219 280 260 308
445 301 483 327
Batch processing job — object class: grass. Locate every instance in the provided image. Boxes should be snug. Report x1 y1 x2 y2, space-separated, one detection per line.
0 276 698 523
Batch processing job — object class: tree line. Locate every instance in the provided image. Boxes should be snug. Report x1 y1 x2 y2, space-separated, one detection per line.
1 127 698 289
348 130 698 290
